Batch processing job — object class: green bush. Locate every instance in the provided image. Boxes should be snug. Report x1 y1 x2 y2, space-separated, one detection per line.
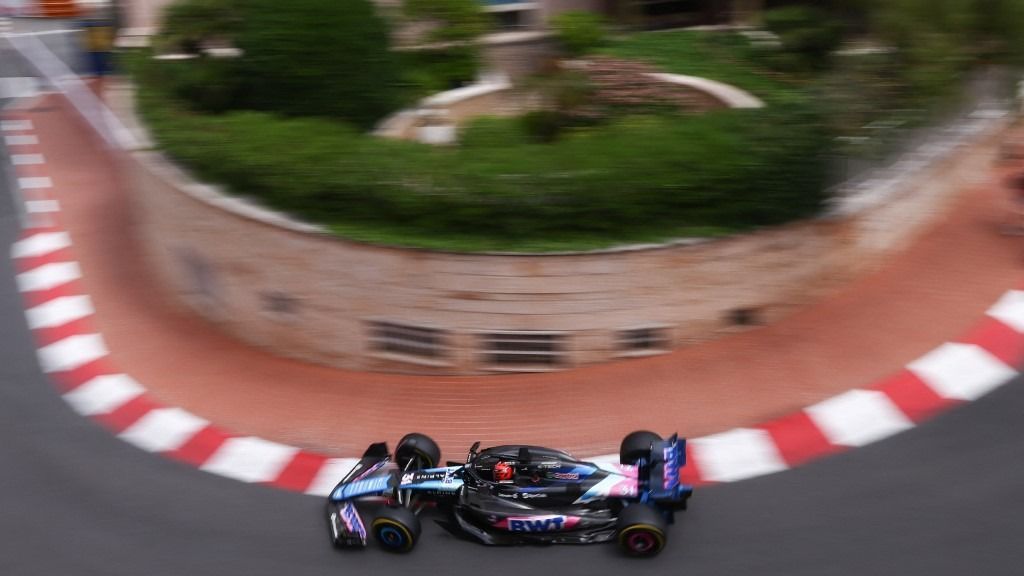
228 0 404 130
156 0 240 54
520 110 563 143
400 45 480 94
551 11 608 57
762 6 844 73
135 45 832 251
152 56 244 114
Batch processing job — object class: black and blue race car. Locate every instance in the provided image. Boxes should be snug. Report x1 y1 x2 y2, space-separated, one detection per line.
325 430 692 557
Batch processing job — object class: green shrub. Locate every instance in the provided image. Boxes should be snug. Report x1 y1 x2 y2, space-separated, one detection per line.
762 6 844 73
136 52 832 251
156 0 240 54
230 0 403 129
551 11 608 57
152 56 244 114
400 45 479 93
520 110 563 143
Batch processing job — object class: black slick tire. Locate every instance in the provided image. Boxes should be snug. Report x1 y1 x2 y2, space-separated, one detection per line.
616 504 667 558
395 433 441 470
372 506 422 553
620 430 662 465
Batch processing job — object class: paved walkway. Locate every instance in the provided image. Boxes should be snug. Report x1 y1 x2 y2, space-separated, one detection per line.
6 95 1024 470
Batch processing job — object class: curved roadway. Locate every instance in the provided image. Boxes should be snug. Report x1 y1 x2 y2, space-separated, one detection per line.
2 35 1023 575
2 132 1023 576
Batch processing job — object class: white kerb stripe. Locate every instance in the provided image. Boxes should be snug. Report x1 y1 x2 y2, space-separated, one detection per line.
16 261 81 292
18 176 52 190
25 200 60 213
587 453 620 466
987 290 1024 333
689 428 787 482
36 333 108 373
306 458 360 496
26 295 93 329
805 389 914 447
4 134 38 146
63 374 145 416
119 408 209 452
200 437 300 483
907 342 1017 401
11 231 71 259
12 153 45 165
1 120 33 131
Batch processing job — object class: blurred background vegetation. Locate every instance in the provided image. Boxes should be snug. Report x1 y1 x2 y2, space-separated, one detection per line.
134 0 1024 252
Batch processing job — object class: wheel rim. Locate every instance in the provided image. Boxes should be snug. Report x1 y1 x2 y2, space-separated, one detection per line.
379 526 405 548
626 531 656 553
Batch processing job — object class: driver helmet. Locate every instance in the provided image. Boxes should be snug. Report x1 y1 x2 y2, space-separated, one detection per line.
493 461 514 482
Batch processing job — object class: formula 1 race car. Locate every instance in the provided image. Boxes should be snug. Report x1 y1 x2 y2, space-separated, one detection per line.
325 431 692 557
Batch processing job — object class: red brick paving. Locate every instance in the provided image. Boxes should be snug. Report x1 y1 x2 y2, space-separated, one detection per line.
15 95 1024 460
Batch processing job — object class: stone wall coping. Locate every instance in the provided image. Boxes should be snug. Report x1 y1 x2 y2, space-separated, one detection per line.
645 71 765 108
419 76 512 108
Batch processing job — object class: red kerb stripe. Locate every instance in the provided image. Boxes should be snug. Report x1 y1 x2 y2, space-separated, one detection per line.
873 369 962 423
166 426 232 467
760 411 844 467
268 451 330 492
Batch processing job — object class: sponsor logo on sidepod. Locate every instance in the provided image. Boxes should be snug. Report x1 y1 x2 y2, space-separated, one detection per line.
501 515 578 532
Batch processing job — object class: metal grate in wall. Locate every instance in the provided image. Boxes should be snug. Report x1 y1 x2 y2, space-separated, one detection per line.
619 326 669 353
368 321 447 359
482 331 564 367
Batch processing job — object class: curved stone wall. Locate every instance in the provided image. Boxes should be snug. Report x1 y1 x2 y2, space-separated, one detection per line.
118 83 1009 374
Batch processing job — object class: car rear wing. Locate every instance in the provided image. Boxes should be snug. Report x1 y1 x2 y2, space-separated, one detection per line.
644 435 692 503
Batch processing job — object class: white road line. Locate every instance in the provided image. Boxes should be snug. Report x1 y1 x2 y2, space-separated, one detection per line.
4 134 38 146
25 295 93 329
11 153 45 165
987 290 1024 333
119 408 209 452
907 343 1017 401
16 261 81 292
1 120 33 131
689 428 788 482
18 176 52 190
36 333 108 373
63 374 145 416
200 437 300 483
805 389 914 447
11 231 71 259
306 458 361 496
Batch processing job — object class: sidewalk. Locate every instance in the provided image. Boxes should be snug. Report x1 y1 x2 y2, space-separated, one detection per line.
7 94 1024 468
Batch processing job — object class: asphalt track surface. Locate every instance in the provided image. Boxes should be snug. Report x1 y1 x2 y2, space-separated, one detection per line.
2 43 1024 576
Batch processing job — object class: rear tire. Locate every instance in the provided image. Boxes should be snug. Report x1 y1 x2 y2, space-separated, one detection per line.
395 433 441 470
620 430 662 465
372 506 422 553
616 504 667 557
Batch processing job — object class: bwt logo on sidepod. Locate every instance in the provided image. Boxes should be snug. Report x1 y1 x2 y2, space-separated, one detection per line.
502 515 579 532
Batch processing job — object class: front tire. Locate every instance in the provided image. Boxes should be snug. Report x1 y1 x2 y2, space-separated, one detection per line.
372 506 422 553
620 430 662 465
395 432 441 470
616 504 667 558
